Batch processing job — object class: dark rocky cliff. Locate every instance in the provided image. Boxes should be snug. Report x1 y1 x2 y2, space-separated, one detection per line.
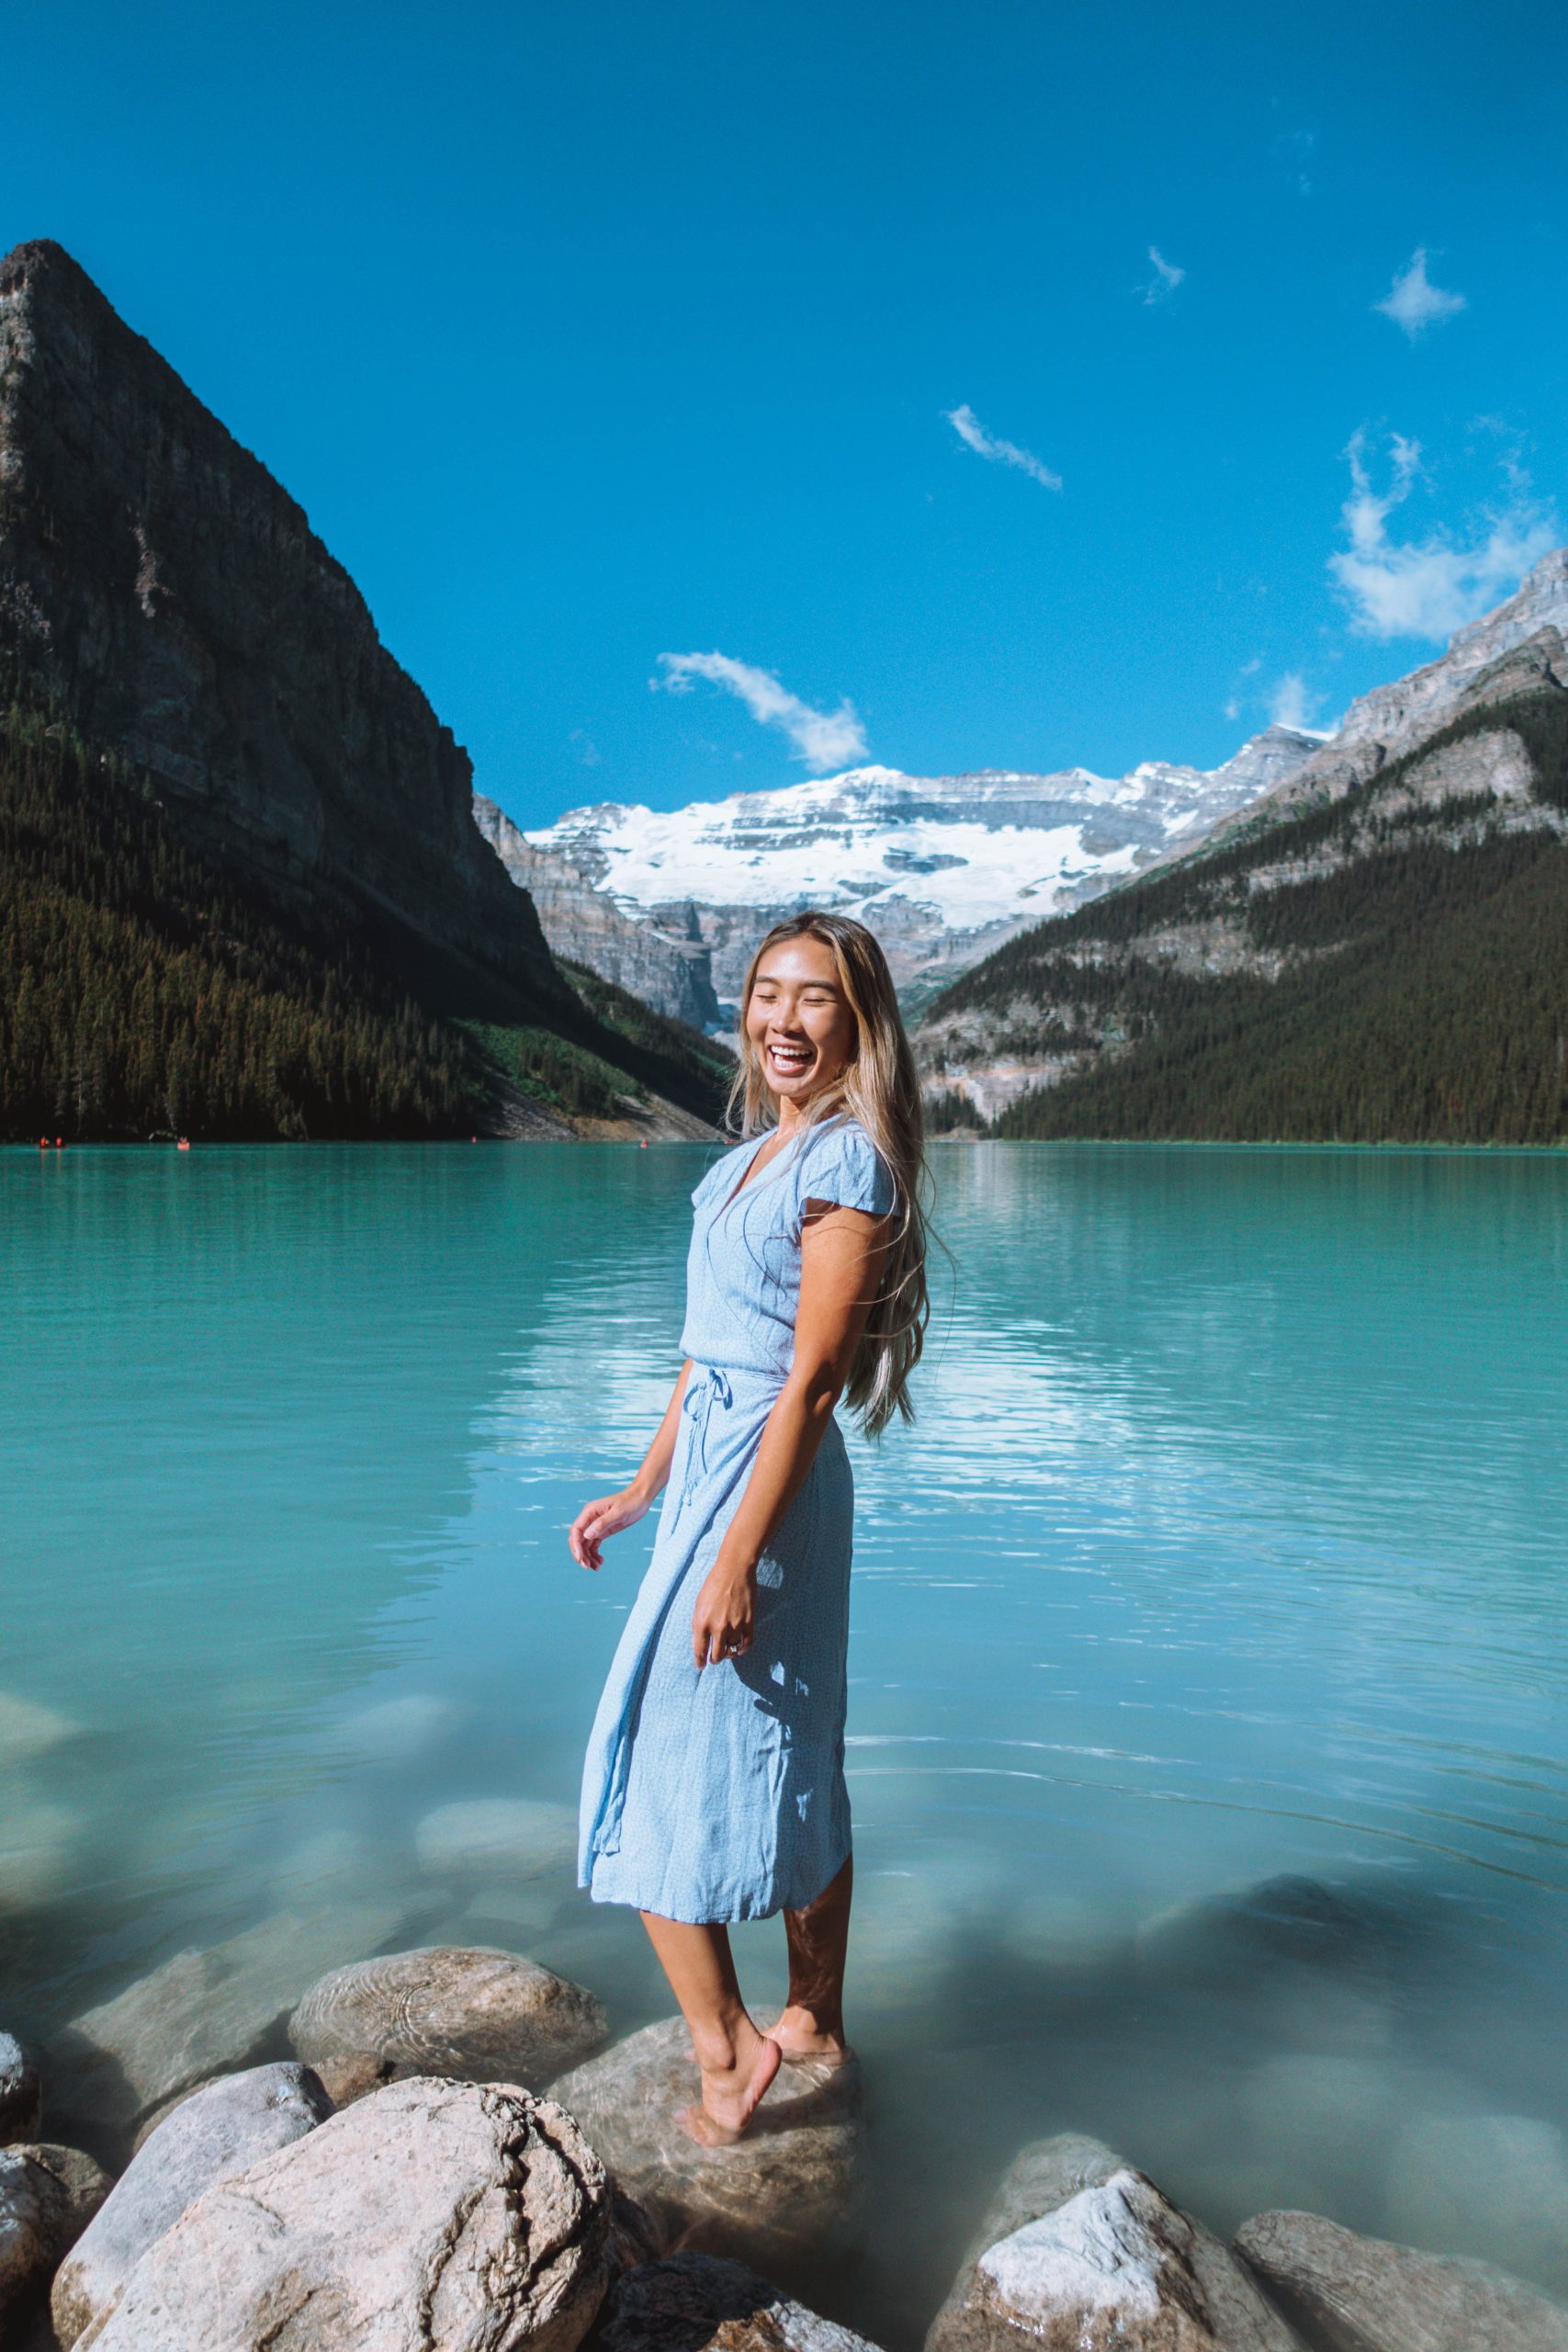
0 238 561 1016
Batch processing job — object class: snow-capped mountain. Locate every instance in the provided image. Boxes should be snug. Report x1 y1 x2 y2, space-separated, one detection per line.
504 724 1325 1017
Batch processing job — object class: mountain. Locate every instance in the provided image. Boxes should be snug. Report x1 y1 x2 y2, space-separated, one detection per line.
914 557 1568 1144
474 794 721 1029
0 240 729 1140
501 725 1326 1020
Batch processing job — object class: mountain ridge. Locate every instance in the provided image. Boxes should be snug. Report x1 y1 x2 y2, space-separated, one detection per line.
502 722 1326 1016
912 581 1568 1141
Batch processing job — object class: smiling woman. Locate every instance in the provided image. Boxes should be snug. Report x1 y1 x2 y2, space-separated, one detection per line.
570 911 931 2143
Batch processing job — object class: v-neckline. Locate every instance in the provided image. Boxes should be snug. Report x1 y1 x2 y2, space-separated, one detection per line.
722 1131 784 1211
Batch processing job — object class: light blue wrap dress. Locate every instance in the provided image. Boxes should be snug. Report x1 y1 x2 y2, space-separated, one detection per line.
579 1115 896 1924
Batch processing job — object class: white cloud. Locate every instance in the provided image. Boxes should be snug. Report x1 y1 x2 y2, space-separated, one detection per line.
1140 246 1185 305
1327 429 1557 640
1374 248 1466 339
653 651 867 772
1268 673 1318 730
943 403 1062 491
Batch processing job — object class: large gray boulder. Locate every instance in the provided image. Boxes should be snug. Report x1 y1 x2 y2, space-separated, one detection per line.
0 2143 113 2329
47 1904 405 2151
552 2018 862 2276
1 2031 42 2145
289 1946 607 2095
1235 2209 1568 2352
85 2075 608 2350
924 2134 1303 2351
588 2251 884 2349
51 2062 332 2346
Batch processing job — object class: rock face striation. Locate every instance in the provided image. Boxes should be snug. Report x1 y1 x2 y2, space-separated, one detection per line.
477 796 721 1029
0 238 562 1018
507 730 1325 1015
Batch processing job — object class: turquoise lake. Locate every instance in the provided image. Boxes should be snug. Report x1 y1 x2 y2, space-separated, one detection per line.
4 1140 1567 2342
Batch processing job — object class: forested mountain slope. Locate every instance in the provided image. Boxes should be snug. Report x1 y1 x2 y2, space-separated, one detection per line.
1 692 732 1141
0 238 729 1139
915 632 1568 1146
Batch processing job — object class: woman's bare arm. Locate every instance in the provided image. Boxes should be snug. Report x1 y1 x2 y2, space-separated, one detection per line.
690 1203 889 1667
569 1359 694 1571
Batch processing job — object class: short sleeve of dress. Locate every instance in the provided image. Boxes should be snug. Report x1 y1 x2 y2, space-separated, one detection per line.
797 1119 897 1218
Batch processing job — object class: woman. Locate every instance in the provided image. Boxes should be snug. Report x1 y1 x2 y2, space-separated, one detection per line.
571 910 930 2143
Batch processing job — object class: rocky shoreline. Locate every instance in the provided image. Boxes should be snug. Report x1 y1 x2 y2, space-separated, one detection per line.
5 1928 1568 2351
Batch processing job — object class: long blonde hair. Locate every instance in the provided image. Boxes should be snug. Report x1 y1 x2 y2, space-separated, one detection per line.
728 911 931 1436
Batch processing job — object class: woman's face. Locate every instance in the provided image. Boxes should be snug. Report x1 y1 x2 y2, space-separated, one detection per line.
746 935 858 1107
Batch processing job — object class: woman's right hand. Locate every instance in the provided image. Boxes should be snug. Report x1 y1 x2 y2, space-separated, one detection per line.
568 1487 651 1572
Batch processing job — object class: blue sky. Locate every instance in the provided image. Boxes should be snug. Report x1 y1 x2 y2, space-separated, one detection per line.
5 1 1565 827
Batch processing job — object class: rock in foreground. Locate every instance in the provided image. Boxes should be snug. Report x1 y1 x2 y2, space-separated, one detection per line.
552 2019 862 2276
1235 2209 1568 2352
51 2062 332 2346
925 2134 1301 2352
86 2075 608 2351
589 2251 884 2349
1 2031 42 2146
0 2143 112 2329
290 1946 607 2094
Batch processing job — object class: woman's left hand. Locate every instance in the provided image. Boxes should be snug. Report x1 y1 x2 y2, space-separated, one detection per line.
692 1562 756 1668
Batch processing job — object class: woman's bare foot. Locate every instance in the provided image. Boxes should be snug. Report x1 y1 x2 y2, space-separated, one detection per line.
771 2004 851 2065
676 2027 783 2146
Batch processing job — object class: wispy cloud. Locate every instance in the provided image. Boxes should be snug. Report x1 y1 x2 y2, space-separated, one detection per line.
1328 429 1556 640
1274 128 1314 198
1224 657 1324 733
1268 673 1319 730
1374 248 1466 340
569 728 602 768
1140 246 1185 306
653 651 867 772
943 403 1062 491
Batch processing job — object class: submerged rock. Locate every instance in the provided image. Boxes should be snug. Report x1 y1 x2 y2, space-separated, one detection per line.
413 1796 578 1882
0 1798 82 1914
1235 2209 1568 2352
589 2250 884 2349
85 2076 608 2351
1 2032 42 2147
333 1691 463 1763
51 2062 332 2346
1135 1874 1397 2055
924 2133 1302 2351
289 1945 608 2094
0 2143 112 2328
552 2018 863 2275
47 1902 406 2151
0 1692 83 1763
1383 2109 1568 2298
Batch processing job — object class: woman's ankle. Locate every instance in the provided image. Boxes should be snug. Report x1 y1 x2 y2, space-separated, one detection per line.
690 2004 761 2078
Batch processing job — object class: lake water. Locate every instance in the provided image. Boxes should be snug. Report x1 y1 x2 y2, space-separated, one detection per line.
5 1140 1568 2342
